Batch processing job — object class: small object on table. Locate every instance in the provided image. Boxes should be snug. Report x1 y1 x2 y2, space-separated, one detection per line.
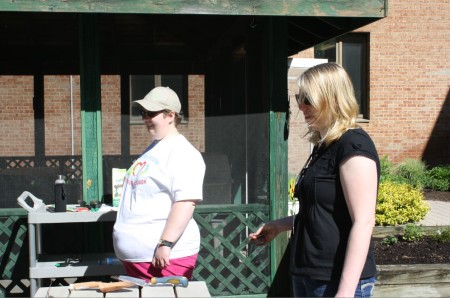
69 281 136 293
113 275 188 287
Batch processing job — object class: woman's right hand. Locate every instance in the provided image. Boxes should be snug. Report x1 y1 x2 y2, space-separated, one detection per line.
249 216 294 246
249 221 279 246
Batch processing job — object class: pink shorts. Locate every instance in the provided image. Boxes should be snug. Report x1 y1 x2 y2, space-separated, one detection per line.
122 254 198 281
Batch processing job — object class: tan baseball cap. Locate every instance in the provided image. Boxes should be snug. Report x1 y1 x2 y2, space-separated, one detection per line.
132 86 181 113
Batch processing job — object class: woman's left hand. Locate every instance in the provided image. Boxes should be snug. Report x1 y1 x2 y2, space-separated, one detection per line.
152 246 171 268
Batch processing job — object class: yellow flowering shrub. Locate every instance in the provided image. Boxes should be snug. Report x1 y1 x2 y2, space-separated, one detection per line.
376 181 430 226
288 177 296 202
288 177 298 216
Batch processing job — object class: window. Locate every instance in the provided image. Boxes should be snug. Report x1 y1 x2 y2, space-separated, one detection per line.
129 75 188 124
314 33 369 120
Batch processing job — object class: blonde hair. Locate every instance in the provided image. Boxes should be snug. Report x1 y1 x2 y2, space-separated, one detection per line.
297 62 360 145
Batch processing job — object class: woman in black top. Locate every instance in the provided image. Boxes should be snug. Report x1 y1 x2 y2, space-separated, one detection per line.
250 63 380 297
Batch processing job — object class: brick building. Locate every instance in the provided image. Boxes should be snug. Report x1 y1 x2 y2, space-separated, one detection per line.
288 0 449 173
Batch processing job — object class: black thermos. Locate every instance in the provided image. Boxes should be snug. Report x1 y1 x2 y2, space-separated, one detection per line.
54 175 66 212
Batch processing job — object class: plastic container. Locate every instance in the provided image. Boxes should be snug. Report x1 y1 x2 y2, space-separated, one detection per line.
54 175 66 212
98 256 122 265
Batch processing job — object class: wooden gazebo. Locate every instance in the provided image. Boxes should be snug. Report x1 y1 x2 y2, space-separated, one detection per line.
0 1 387 297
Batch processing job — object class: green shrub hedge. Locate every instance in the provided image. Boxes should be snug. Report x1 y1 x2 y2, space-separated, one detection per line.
426 165 450 191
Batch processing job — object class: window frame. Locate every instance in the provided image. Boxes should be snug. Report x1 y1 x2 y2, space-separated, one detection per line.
314 33 370 120
129 74 188 124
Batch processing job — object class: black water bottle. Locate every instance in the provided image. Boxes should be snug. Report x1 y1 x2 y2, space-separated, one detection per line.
54 175 66 212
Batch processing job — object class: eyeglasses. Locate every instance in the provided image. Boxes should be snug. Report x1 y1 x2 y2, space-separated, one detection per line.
295 94 312 106
139 110 163 118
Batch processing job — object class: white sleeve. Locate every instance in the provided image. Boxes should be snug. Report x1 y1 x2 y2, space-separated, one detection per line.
170 147 205 202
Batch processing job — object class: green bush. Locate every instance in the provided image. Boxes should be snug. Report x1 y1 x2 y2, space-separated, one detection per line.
380 155 394 183
431 227 450 243
381 235 398 246
379 157 449 192
376 181 429 226
402 223 423 242
393 158 428 190
425 165 450 191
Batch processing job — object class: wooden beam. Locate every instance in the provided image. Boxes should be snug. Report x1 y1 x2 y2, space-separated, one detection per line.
0 0 387 18
79 14 104 203
33 73 45 161
267 16 290 280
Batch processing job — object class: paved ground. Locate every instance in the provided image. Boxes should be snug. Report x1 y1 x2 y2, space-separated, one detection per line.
418 200 450 226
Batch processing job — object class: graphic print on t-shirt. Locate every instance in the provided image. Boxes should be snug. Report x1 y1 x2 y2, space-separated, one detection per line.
132 161 147 176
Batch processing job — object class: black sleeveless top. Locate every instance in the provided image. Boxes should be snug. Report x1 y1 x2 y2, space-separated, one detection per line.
290 128 380 281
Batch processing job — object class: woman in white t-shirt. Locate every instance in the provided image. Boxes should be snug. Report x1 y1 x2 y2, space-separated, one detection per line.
113 86 205 280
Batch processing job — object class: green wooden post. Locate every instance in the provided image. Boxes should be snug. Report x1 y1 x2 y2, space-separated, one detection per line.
267 17 289 280
79 14 104 203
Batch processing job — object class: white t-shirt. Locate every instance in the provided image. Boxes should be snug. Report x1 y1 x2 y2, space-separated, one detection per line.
113 134 205 261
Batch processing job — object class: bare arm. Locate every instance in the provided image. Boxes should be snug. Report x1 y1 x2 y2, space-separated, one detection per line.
249 216 295 246
152 200 197 268
335 156 378 297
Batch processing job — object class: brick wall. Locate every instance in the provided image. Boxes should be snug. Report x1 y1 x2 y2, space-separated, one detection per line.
101 76 122 155
44 76 81 155
0 75 205 158
290 0 450 167
359 0 449 165
0 76 35 156
182 75 205 152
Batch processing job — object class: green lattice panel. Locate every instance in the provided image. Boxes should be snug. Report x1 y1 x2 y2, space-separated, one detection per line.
0 204 271 297
0 215 29 297
193 204 270 296
0 156 83 182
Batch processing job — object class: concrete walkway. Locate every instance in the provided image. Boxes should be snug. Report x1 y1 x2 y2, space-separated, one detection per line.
418 200 450 226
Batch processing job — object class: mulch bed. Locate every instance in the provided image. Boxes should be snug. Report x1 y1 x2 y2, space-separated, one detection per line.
374 190 450 265
374 236 450 265
424 190 450 202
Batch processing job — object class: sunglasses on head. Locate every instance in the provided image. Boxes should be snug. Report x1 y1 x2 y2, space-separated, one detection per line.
139 110 163 118
295 94 312 106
